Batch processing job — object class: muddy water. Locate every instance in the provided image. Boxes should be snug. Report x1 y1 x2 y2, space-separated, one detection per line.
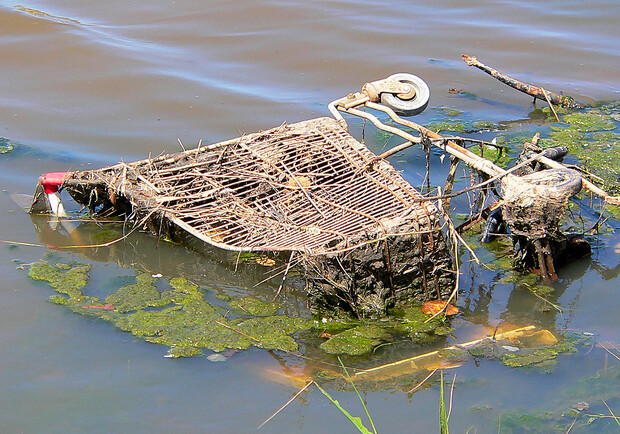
1 1 620 432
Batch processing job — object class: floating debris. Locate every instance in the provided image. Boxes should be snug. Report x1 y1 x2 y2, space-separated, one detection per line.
572 402 590 412
421 300 459 316
0 137 15 154
207 353 228 363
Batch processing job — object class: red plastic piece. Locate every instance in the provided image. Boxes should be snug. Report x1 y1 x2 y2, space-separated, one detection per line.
39 172 69 194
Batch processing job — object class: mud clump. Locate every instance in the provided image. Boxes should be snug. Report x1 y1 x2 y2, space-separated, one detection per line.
304 218 455 318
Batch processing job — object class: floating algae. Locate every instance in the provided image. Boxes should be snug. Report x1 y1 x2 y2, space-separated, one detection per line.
319 324 393 356
500 337 579 369
439 107 464 117
27 261 313 358
543 104 620 195
467 331 588 372
468 365 620 433
91 229 122 244
105 273 170 313
233 316 311 353
29 261 93 302
0 137 15 154
27 261 459 359
229 296 280 316
318 307 452 356
557 112 615 132
423 107 499 134
391 306 453 341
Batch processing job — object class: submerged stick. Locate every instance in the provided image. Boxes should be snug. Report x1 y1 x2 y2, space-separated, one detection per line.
272 252 295 302
257 380 314 430
462 54 583 109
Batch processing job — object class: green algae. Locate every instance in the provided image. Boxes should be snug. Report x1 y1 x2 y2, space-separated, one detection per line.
319 324 395 356
115 305 249 354
29 261 92 302
481 405 617 433
233 316 312 353
392 306 452 340
502 348 561 370
472 365 620 433
0 137 14 154
563 365 620 404
425 120 468 133
48 294 73 305
319 326 387 356
229 296 280 316
105 273 170 313
466 331 590 374
497 409 564 433
542 104 620 195
423 108 499 135
501 336 580 369
439 107 464 117
318 307 452 356
166 345 204 358
27 261 314 358
472 120 497 131
469 143 511 167
606 204 620 220
558 112 616 132
27 261 457 359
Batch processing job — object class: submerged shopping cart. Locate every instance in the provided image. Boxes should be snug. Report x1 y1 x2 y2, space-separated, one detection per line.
30 74 503 316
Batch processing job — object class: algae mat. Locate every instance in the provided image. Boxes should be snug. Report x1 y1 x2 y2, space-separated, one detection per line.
25 260 454 359
28 261 312 358
542 103 620 196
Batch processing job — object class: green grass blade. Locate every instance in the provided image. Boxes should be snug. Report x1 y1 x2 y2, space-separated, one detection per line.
315 382 373 434
602 399 620 428
440 371 449 434
338 357 377 434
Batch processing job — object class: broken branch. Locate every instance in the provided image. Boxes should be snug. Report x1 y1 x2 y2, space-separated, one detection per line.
461 54 583 109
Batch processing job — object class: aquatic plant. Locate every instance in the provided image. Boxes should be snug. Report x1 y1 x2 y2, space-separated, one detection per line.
314 383 374 434
0 137 14 154
28 261 314 357
25 259 458 360
439 371 450 434
543 104 620 195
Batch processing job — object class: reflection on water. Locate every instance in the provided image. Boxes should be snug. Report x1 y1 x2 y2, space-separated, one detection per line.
1 0 620 432
27 213 312 316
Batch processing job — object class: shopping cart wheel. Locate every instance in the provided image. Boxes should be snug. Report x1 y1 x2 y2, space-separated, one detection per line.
380 73 430 117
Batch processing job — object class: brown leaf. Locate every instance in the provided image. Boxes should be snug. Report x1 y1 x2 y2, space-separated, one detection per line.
256 257 276 266
421 300 459 316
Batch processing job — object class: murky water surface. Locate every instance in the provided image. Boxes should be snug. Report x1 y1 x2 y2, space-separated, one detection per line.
1 1 619 432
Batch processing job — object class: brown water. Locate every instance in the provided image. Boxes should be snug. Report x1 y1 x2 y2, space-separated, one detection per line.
1 1 620 432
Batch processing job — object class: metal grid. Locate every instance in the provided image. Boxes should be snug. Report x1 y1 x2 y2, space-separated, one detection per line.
75 117 436 254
